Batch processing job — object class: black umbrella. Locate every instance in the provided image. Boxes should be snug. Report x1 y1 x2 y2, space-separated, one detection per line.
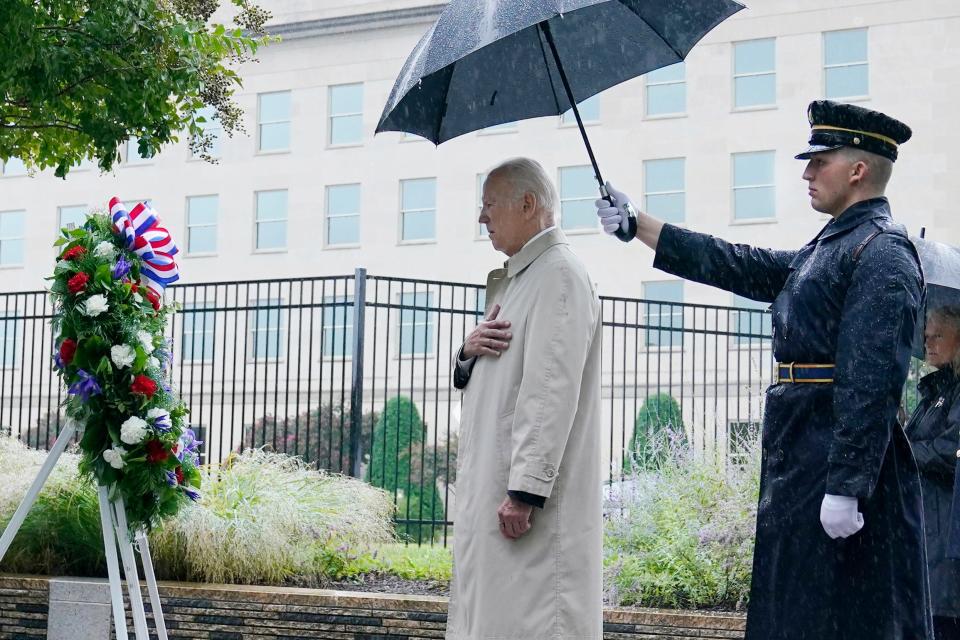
912 235 960 358
376 0 745 241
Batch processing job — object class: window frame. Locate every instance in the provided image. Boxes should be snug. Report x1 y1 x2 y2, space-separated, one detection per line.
321 294 354 360
247 298 287 362
643 157 686 225
559 94 601 127
822 28 869 101
181 301 217 364
558 165 600 233
185 194 219 256
398 177 437 245
0 311 22 369
732 38 777 111
57 205 88 235
644 62 687 118
257 91 292 154
0 210 26 268
397 290 436 358
0 157 28 177
327 83 364 148
642 280 685 349
324 183 362 249
731 150 777 224
253 189 289 253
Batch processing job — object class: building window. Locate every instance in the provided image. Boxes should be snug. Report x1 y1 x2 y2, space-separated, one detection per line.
645 62 685 116
643 281 683 347
249 299 286 360
824 29 868 99
322 295 353 357
476 173 489 238
0 313 20 368
733 151 775 221
125 137 152 164
732 294 772 345
325 184 361 246
734 39 776 108
255 190 288 250
400 178 436 242
329 83 363 146
187 195 218 254
58 205 88 232
559 166 597 231
728 421 760 466
258 91 291 152
192 106 222 158
644 158 685 224
182 302 216 363
561 95 600 124
1 157 27 177
399 291 434 356
0 211 25 266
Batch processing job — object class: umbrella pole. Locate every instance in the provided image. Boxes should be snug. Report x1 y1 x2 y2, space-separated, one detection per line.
539 21 637 242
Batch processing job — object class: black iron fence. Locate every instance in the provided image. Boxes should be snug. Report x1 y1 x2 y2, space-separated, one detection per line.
0 271 776 544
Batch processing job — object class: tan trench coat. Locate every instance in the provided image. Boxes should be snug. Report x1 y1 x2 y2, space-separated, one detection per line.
447 229 603 640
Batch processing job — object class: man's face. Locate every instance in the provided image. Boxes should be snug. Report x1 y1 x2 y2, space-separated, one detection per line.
479 174 530 256
801 150 859 217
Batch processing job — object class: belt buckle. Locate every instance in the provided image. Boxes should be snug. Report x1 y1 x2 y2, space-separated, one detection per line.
779 362 796 384
788 362 796 383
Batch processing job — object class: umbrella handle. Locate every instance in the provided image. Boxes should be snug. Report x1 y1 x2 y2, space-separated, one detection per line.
599 184 639 243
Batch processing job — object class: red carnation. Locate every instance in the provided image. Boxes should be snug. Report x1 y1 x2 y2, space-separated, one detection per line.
130 374 158 398
175 466 184 485
59 339 77 365
67 272 90 295
61 246 86 261
146 439 169 464
145 288 161 311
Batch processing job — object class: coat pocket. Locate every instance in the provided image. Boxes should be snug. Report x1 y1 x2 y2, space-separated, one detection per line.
495 408 516 476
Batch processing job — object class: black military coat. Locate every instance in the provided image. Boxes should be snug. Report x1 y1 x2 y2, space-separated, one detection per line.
653 198 930 639
904 367 960 617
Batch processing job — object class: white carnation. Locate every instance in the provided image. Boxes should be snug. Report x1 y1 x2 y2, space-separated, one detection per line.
146 408 169 420
81 294 109 317
102 445 127 470
110 344 136 369
137 330 154 353
93 241 117 259
120 416 149 445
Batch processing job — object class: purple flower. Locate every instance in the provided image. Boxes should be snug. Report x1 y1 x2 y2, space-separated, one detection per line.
165 470 177 487
53 352 64 370
176 428 203 463
112 256 131 280
184 488 201 502
67 369 102 401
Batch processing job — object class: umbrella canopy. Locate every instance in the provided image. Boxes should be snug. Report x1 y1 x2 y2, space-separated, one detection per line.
912 236 960 358
376 0 745 144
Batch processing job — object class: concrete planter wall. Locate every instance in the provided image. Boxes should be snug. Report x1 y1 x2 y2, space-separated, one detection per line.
0 575 746 639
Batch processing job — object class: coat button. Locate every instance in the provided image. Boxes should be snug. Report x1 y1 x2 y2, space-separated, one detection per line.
544 467 555 478
956 450 960 458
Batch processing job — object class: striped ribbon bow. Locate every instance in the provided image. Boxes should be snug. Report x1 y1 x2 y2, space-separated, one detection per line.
109 197 180 298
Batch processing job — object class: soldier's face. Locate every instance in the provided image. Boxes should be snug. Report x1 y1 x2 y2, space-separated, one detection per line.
924 316 960 370
479 174 536 257
802 151 859 217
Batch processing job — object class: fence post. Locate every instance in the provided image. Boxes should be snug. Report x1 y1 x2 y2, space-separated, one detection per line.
349 268 367 478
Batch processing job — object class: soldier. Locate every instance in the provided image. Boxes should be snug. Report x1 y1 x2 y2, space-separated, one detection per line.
596 100 931 639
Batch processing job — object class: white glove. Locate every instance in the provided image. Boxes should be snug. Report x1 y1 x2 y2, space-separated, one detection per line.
594 181 633 235
819 494 864 539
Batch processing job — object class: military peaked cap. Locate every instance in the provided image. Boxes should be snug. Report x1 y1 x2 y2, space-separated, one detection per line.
795 100 912 162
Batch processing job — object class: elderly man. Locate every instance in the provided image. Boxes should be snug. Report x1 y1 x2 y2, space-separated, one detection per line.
447 157 603 639
596 101 930 639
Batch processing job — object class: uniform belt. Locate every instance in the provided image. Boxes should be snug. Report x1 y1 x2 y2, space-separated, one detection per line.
776 363 835 383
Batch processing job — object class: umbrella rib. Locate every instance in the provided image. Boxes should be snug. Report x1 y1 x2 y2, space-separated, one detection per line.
640 13 685 62
535 23 563 113
434 66 455 143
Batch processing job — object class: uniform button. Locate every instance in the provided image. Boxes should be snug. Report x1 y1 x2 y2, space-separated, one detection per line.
545 467 555 478
956 449 960 459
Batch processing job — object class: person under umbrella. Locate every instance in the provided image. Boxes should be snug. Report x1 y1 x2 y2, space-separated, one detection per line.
907 305 960 640
594 99 932 639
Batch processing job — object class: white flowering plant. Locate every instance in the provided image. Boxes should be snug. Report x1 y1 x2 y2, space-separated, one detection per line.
48 206 200 532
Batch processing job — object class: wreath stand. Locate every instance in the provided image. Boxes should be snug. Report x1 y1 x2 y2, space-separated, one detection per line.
0 422 168 640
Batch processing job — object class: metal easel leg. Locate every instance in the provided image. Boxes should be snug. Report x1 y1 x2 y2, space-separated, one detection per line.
97 484 129 640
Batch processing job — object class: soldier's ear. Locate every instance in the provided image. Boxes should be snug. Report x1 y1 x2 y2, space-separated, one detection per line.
850 159 869 185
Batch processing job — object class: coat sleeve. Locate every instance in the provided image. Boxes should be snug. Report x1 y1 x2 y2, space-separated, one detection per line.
507 261 599 499
911 393 960 477
653 224 798 303
827 233 923 498
452 346 475 390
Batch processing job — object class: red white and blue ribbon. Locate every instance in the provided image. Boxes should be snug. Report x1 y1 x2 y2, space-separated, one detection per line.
109 197 180 297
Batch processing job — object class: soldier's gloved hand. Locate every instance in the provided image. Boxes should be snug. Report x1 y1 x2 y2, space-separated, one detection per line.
595 182 633 236
819 494 864 539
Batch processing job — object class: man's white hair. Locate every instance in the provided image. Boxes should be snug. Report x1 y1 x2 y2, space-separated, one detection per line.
487 157 558 216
